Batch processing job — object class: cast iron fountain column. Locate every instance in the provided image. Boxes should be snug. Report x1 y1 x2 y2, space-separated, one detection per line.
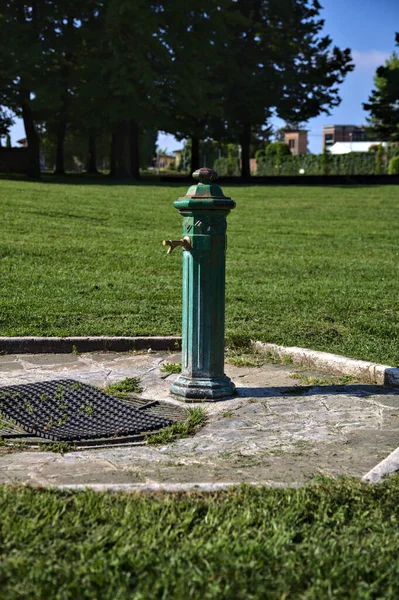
162 167 236 400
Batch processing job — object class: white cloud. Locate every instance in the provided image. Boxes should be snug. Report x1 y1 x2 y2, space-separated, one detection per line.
352 49 391 70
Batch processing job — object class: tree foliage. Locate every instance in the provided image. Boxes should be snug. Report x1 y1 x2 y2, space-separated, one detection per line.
211 0 353 178
388 155 399 175
364 34 399 143
265 142 291 158
0 0 354 178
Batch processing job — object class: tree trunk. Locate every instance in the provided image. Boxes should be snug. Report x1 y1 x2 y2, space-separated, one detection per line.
109 132 116 177
54 16 74 176
54 119 67 175
110 121 131 179
129 120 140 180
191 135 200 173
17 3 40 178
21 96 41 178
240 122 251 180
86 134 98 174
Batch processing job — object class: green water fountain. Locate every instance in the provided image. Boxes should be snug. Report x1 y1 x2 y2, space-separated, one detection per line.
162 167 236 401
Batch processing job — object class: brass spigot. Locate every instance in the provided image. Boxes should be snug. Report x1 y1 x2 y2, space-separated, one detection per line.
162 236 192 254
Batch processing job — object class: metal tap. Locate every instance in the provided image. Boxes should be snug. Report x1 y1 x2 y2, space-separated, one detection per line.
162 236 191 254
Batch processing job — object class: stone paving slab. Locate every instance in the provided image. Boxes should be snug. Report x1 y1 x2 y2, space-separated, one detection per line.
0 350 398 486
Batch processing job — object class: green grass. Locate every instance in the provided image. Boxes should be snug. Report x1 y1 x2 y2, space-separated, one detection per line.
104 377 143 397
289 373 356 386
2 479 399 598
160 362 182 374
1 179 399 364
147 406 207 445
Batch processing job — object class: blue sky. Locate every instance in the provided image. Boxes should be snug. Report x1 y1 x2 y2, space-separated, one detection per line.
10 0 399 155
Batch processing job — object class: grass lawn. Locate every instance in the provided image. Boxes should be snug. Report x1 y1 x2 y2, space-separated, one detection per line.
0 178 398 364
1 479 399 599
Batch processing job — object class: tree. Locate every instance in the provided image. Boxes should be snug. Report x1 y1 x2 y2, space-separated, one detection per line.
0 2 47 177
158 1 233 173
99 0 172 179
32 0 107 175
214 0 353 179
363 33 399 143
0 108 14 147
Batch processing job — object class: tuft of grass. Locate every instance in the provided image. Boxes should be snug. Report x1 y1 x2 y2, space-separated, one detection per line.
261 350 294 366
0 440 27 453
104 377 142 397
226 352 262 368
160 362 182 374
147 406 207 445
39 442 76 454
221 411 235 418
289 373 356 386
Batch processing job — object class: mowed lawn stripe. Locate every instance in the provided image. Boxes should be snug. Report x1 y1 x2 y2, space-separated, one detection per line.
0 179 398 364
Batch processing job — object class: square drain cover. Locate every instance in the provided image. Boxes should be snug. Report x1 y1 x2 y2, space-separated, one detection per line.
0 379 173 442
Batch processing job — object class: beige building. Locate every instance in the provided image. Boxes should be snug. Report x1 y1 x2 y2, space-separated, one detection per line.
157 153 175 170
284 130 308 155
323 125 366 152
173 149 183 168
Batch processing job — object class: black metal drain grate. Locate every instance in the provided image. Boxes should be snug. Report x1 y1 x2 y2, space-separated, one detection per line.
0 379 173 442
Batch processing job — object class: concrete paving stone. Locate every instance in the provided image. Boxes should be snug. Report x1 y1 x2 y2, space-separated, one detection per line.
0 350 399 486
19 354 83 366
0 361 24 373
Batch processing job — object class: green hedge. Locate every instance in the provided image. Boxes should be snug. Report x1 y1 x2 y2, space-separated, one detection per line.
256 152 386 176
213 157 241 177
388 155 399 175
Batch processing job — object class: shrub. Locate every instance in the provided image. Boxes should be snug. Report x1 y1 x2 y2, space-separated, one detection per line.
321 146 331 176
374 145 384 175
388 155 399 174
256 152 380 176
213 157 240 177
265 142 291 158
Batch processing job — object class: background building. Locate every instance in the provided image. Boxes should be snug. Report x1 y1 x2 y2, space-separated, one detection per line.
330 141 388 154
323 125 366 151
284 130 308 155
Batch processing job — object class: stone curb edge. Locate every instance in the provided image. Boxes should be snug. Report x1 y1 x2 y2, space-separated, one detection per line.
53 482 297 493
362 448 399 484
0 336 181 355
252 341 399 388
1 337 398 390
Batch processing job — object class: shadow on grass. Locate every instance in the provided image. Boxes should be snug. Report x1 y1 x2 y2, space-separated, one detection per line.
236 384 399 399
0 172 171 187
3 172 396 188
0 173 255 188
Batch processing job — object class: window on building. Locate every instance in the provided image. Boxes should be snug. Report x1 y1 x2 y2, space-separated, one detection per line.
325 133 333 147
352 131 366 141
288 139 295 149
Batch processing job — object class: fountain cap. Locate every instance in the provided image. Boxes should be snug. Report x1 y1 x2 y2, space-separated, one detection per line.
192 167 218 184
174 167 236 211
